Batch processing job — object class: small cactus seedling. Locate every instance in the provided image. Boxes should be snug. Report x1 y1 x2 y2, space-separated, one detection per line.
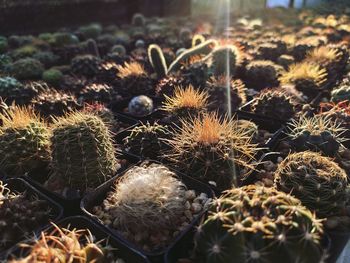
124 122 169 159
252 89 296 121
166 113 258 191
8 223 118 262
148 44 167 78
162 85 209 120
280 62 327 98
194 185 325 263
49 111 118 192
275 151 349 218
116 62 153 96
0 106 51 177
287 114 345 157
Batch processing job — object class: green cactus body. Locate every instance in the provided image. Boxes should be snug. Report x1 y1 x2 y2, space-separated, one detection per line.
207 45 241 76
42 69 64 87
194 185 325 263
148 44 168 78
71 55 101 77
9 58 44 80
124 122 169 159
79 23 103 39
168 39 218 73
275 151 349 218
0 107 50 177
50 112 117 191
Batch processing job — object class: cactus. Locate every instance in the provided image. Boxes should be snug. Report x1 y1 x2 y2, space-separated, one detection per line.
252 89 296 121
0 185 53 250
110 44 127 56
275 151 349 218
124 122 169 159
280 62 327 98
31 89 81 118
116 62 153 96
78 83 113 105
166 113 258 191
287 115 345 157
244 60 284 90
156 75 187 98
331 74 350 102
83 103 115 127
49 111 118 191
180 55 210 88
132 13 146 27
162 85 208 120
42 68 64 87
194 185 325 263
71 54 101 77
9 58 44 80
95 163 188 250
33 51 59 68
8 223 118 262
52 32 79 47
207 45 241 76
192 34 206 47
206 76 247 115
148 44 167 78
79 23 102 39
0 106 51 176
168 39 218 73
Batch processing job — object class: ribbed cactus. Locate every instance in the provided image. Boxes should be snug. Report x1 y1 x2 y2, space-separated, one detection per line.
166 113 258 191
9 58 44 80
207 45 241 76
168 39 218 73
50 111 118 191
0 106 51 177
148 44 167 78
275 151 349 218
287 115 345 157
194 185 325 263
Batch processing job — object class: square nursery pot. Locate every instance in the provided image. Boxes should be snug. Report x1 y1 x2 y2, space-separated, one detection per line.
22 152 140 216
80 161 215 262
0 178 63 255
3 216 150 263
110 96 165 122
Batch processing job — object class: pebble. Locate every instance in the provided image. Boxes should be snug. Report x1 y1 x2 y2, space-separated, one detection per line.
191 203 202 213
185 190 196 200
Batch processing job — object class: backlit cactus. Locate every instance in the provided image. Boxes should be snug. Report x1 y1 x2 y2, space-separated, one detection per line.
194 185 325 263
0 106 50 176
148 44 167 78
287 115 345 157
166 113 258 191
49 111 118 191
207 45 241 76
275 151 349 218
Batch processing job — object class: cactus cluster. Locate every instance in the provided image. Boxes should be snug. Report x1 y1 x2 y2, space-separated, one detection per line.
0 106 51 177
275 151 349 218
194 185 325 263
48 111 118 192
166 113 258 191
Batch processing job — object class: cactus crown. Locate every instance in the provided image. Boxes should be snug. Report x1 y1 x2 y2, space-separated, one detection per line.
280 62 327 85
9 223 111 263
0 105 43 130
288 114 345 141
162 85 209 114
116 62 146 78
104 163 186 233
306 46 341 63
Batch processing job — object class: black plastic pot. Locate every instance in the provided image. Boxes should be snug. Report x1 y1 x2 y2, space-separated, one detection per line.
81 161 215 262
3 216 150 263
0 178 63 255
326 230 350 263
23 152 140 216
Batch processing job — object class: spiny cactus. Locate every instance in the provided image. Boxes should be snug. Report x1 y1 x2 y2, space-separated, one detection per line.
280 62 327 98
166 113 258 191
275 151 349 218
206 45 241 76
31 89 81 118
287 114 345 157
148 44 167 78
252 89 296 121
206 76 247 115
168 39 218 73
331 74 350 102
49 111 118 192
8 223 118 263
0 106 50 177
124 122 169 159
71 54 101 77
78 83 113 105
9 58 44 80
42 68 64 87
244 60 284 90
0 182 53 250
156 75 187 98
194 185 325 263
116 62 153 96
162 85 208 120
